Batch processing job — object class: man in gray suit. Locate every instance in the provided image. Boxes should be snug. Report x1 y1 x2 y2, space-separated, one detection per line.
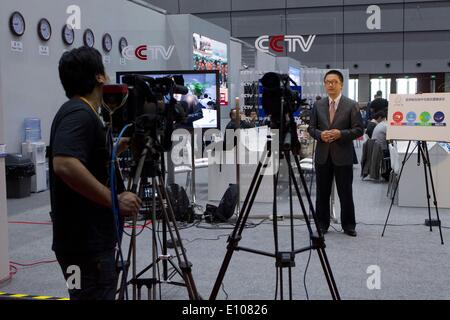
308 70 364 237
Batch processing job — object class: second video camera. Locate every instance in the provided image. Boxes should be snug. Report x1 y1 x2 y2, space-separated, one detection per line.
102 74 189 151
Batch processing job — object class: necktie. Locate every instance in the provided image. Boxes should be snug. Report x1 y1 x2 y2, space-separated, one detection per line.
329 100 336 124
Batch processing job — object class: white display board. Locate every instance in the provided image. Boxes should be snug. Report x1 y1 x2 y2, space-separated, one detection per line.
387 93 450 142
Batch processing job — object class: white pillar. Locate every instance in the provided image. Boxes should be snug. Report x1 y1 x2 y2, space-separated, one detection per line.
0 156 10 282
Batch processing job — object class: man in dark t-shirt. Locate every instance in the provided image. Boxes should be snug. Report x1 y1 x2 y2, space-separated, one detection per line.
50 47 141 300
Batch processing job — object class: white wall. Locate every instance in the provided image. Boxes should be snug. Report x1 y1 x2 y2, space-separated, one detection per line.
166 14 192 70
255 50 276 73
0 0 169 154
0 157 8 283
0 26 8 281
0 0 170 285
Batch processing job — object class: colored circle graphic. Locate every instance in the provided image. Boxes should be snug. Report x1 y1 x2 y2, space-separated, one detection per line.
434 111 445 123
419 112 431 123
406 112 416 123
393 112 403 123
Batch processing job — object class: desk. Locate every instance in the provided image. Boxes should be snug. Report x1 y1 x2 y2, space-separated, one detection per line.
208 127 275 203
397 141 450 208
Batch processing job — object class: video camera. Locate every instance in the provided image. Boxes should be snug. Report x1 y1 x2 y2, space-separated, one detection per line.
102 74 189 152
260 72 310 152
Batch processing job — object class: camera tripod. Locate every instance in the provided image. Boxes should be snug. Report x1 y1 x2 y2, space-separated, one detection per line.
117 135 200 300
382 140 444 244
209 134 340 300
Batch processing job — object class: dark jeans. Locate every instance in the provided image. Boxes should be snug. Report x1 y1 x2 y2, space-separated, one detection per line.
315 155 356 231
56 250 118 300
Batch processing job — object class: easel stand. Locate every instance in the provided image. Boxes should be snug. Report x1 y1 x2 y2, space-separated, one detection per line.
382 140 444 245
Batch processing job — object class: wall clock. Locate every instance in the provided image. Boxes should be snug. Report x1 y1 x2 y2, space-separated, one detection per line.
83 28 95 48
62 24 75 45
119 37 128 56
10 11 26 36
38 18 52 41
102 33 113 52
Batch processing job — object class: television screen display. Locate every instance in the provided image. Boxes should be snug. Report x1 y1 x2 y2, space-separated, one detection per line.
193 33 228 106
116 70 220 129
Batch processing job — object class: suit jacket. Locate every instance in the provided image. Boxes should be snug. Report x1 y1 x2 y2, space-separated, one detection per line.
308 95 364 166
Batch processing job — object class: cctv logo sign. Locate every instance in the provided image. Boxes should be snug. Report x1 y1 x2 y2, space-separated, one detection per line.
255 35 316 54
122 45 175 61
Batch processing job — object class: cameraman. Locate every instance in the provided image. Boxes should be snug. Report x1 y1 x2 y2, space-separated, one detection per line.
49 47 142 300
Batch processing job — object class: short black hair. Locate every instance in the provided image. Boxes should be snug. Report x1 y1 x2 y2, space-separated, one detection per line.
58 46 105 98
324 70 344 83
374 110 387 119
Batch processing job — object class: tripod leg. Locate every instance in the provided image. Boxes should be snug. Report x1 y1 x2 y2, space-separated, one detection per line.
117 177 139 300
162 218 168 280
316 247 341 300
286 151 340 299
287 154 294 301
293 154 333 229
419 144 433 232
288 267 292 300
210 149 270 300
155 176 200 300
151 177 158 300
286 152 314 234
423 144 444 245
382 141 414 237
279 267 283 300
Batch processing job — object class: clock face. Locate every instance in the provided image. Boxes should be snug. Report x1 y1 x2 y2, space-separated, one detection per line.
119 37 128 56
83 29 95 48
62 25 74 45
10 12 26 36
102 33 113 52
38 18 52 41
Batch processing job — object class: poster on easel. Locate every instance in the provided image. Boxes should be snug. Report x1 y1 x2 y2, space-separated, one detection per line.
387 93 450 143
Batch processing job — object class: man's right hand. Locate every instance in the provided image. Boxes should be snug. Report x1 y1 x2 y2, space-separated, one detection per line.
118 192 142 217
321 131 331 143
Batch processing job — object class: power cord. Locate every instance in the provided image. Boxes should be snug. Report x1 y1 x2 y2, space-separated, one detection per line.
0 259 57 285
303 239 312 300
221 282 229 300
183 234 229 245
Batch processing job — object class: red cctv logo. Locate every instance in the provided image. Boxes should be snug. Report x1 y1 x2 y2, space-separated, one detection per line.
255 35 316 54
122 44 175 61
135 45 147 61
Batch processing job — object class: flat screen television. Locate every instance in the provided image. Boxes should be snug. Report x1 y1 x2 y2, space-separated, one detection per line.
116 70 220 129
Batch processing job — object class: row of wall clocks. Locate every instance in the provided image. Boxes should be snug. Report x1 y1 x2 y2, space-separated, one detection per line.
9 11 128 55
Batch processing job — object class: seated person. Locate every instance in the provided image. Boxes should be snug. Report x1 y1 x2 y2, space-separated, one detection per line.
369 91 389 119
225 109 254 130
224 109 254 151
366 111 386 139
372 112 391 180
372 112 388 151
249 109 260 127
